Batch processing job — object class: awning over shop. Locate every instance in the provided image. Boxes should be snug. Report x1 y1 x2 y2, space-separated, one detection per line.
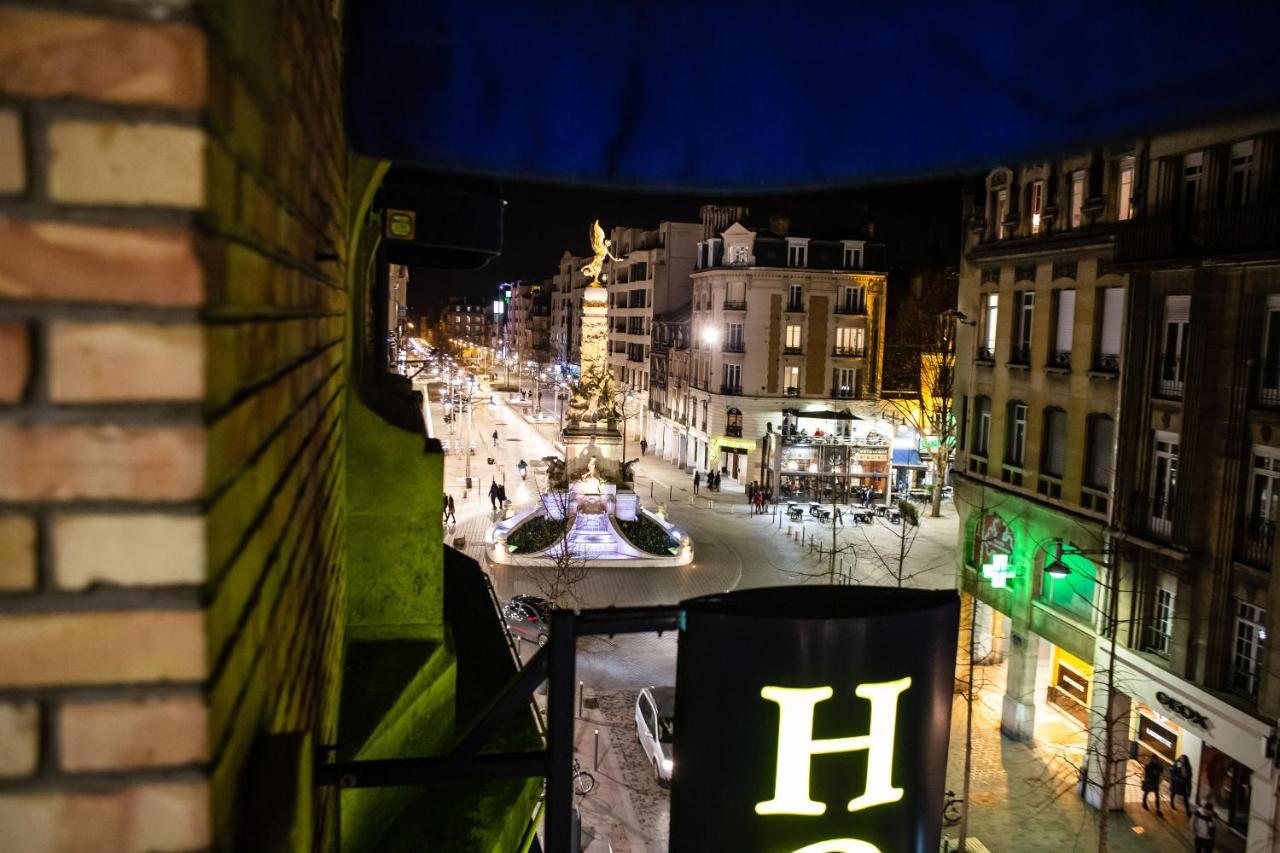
893 448 926 469
785 409 860 421
346 2 1280 191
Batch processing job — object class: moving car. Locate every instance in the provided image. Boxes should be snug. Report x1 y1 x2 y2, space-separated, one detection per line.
635 686 675 785
503 595 550 647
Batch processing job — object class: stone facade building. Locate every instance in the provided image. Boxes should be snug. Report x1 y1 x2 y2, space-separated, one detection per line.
680 217 888 483
551 251 589 371
954 115 1280 849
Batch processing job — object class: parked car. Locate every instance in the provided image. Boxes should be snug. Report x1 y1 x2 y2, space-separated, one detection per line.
503 595 550 646
635 686 675 785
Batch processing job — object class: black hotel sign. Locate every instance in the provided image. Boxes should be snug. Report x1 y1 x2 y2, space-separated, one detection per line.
671 587 960 853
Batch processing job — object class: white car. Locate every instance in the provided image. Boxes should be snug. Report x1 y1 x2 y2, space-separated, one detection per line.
635 686 675 785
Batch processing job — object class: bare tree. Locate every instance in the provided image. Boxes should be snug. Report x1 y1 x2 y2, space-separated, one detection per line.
520 474 591 608
882 307 960 518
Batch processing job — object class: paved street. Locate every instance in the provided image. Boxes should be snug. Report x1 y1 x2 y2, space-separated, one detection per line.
417 367 1187 853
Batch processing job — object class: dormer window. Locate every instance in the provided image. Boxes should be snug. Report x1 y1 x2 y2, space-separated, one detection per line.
729 244 749 264
787 238 810 268
841 240 865 269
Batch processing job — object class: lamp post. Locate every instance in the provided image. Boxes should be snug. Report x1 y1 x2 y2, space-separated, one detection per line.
1041 538 1123 853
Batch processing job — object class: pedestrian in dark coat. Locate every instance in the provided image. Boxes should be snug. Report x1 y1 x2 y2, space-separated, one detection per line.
1192 801 1216 852
1170 755 1193 816
693 470 701 494
640 438 648 455
497 482 508 506
488 479 500 510
1141 754 1164 815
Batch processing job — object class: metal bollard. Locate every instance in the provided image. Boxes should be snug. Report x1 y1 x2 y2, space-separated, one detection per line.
594 728 600 770
578 681 584 718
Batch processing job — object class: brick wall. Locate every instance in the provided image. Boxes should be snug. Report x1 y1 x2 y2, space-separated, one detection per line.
0 1 348 850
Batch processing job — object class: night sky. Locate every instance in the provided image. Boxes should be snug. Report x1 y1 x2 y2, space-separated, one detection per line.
408 176 963 311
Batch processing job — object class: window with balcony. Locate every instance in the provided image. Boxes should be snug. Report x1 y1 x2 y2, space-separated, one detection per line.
724 281 746 309
973 395 991 456
1029 180 1044 234
1095 286 1125 372
1050 289 1075 368
1084 414 1115 492
1118 157 1135 222
1158 295 1190 398
787 284 804 311
721 363 742 394
993 187 1009 239
837 286 866 314
784 324 802 353
1039 404 1070 479
833 367 857 399
1011 291 1034 365
1231 600 1266 699
1181 152 1203 233
724 323 744 352
726 407 743 437
1259 299 1280 407
1149 432 1179 539
834 326 864 356
978 292 998 361
1229 140 1256 207
1005 402 1027 466
785 365 800 396
1070 170 1086 228
1240 449 1280 568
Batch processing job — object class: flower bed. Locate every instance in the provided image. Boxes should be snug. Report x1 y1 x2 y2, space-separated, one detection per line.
617 516 679 555
505 516 565 553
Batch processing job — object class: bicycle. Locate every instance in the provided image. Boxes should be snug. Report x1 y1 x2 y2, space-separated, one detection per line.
572 758 596 795
942 789 963 826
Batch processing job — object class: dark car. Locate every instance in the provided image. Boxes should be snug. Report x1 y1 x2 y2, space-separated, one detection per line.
503 595 551 646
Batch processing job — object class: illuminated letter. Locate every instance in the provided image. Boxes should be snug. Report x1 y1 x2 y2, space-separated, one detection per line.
755 678 911 816
791 841 882 853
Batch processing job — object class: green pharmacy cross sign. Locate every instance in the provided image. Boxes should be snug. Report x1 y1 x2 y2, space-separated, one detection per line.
981 553 1015 588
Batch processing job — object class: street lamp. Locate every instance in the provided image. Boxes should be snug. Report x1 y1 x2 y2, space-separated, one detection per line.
700 326 720 350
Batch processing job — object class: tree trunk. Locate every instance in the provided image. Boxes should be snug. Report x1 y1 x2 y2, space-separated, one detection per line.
930 450 945 518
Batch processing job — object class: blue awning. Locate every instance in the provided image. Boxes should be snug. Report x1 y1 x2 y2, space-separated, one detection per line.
893 448 924 468
347 2 1280 191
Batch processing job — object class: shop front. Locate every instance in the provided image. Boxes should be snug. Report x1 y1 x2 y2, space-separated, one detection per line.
709 435 756 481
1047 646 1093 727
1107 644 1275 850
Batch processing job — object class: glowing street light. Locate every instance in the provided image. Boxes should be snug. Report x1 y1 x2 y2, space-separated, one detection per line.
701 326 720 349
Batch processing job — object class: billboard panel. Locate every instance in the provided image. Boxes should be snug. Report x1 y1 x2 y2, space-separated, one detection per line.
671 586 959 853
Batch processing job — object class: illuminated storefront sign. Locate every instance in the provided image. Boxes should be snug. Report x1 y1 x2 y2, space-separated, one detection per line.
981 554 1015 588
671 586 959 852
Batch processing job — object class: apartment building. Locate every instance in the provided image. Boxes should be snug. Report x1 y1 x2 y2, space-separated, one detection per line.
649 302 693 467
683 216 888 483
551 251 589 370
445 297 491 351
507 279 552 368
954 116 1280 849
603 221 701 443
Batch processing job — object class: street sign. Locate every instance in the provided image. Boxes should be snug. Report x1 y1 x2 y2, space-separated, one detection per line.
671 586 959 853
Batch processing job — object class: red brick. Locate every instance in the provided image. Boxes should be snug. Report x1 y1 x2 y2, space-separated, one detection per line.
0 8 206 107
0 423 205 501
59 696 208 770
0 781 210 852
0 322 29 402
48 321 204 402
0 219 203 306
0 610 206 687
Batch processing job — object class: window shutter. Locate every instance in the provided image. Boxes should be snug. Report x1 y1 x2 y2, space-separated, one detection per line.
1164 294 1190 323
1047 410 1067 476
1100 287 1125 356
1055 289 1076 352
1088 416 1115 487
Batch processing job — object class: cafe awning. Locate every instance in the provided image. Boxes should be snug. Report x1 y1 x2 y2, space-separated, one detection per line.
785 409 860 421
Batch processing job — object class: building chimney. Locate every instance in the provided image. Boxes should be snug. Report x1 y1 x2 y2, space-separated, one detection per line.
769 213 791 236
700 204 751 240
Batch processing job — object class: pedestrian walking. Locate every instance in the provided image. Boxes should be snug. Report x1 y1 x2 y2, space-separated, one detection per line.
693 470 701 495
1141 754 1164 815
492 428 499 448
497 482 508 507
640 438 648 456
518 459 528 480
753 489 765 515
1170 755 1193 816
446 494 456 523
1192 802 1216 852
488 479 500 511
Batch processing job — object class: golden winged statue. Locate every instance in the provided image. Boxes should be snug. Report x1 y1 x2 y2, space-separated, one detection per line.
579 219 621 283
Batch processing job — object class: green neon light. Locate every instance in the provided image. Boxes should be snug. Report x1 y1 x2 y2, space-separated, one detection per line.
981 553 1015 588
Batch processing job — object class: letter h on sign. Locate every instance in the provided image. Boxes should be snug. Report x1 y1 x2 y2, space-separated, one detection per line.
756 678 912 816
